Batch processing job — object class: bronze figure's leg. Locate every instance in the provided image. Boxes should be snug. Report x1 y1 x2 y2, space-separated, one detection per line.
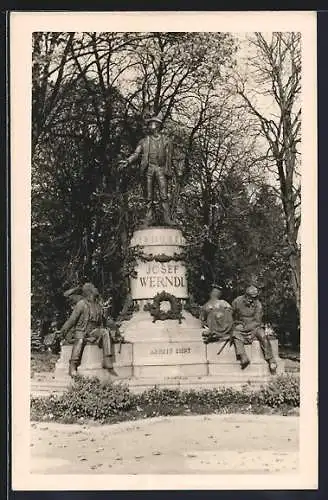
69 339 84 377
146 169 153 202
157 169 173 225
101 329 113 370
254 328 277 374
143 170 154 225
231 328 250 369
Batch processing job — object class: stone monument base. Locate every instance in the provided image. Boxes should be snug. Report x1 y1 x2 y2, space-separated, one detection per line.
54 335 284 393
51 225 285 394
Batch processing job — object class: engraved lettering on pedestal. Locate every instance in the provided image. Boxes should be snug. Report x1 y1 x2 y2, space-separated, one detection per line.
131 230 186 248
149 346 192 356
150 347 174 355
132 259 188 299
175 347 191 354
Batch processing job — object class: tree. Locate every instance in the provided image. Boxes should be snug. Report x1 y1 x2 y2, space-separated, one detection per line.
31 31 298 346
31 75 140 321
236 32 301 311
32 32 77 156
124 32 237 197
168 77 266 289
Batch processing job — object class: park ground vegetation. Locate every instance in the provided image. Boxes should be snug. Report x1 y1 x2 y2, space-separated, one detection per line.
31 373 300 424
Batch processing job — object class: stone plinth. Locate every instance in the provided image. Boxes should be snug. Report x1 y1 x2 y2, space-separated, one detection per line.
53 225 284 392
120 310 203 343
130 227 188 300
205 340 284 379
54 343 133 381
54 338 284 391
54 345 72 377
132 339 208 378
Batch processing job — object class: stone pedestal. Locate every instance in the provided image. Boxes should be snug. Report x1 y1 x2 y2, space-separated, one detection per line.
54 343 133 381
54 338 284 391
129 226 188 301
54 226 285 391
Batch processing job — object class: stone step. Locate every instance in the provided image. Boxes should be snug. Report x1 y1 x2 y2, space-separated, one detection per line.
31 379 71 388
124 374 280 390
31 371 297 398
32 373 56 381
31 389 65 398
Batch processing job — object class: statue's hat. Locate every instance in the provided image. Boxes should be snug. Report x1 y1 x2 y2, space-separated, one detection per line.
147 111 163 124
82 282 99 296
211 283 222 290
245 285 259 298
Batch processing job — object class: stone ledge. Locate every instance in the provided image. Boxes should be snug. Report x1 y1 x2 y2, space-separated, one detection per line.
51 338 284 393
31 372 280 397
55 340 283 373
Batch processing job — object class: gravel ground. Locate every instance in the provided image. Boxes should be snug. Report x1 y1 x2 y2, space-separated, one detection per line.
30 414 299 475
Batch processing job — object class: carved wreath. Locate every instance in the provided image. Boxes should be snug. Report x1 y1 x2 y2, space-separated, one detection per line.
144 291 184 323
140 252 186 263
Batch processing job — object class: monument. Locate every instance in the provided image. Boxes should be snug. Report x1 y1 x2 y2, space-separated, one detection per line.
119 111 174 227
53 112 284 392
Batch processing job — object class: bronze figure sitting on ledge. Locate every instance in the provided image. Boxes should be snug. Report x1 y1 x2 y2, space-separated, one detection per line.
200 285 277 374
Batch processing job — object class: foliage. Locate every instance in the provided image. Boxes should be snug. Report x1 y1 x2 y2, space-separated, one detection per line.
31 377 133 421
183 181 299 342
31 352 60 375
237 33 301 311
135 385 251 415
31 32 300 348
31 331 45 353
30 374 299 423
255 374 300 408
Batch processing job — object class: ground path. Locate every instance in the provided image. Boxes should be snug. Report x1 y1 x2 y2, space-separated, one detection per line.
31 414 299 474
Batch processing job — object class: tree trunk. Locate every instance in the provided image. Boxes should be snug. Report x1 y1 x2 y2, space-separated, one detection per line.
289 250 300 313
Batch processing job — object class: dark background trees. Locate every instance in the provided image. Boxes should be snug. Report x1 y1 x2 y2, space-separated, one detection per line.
31 31 300 348
237 32 301 314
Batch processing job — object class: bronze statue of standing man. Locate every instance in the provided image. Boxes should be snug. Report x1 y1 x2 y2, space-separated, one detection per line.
120 112 174 227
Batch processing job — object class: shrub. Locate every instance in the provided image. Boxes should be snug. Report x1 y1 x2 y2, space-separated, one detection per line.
31 376 134 421
253 374 300 408
31 374 300 423
31 331 44 353
135 386 252 416
31 352 59 375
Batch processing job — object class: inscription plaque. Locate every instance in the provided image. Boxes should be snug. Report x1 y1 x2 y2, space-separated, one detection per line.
133 341 207 366
131 260 188 299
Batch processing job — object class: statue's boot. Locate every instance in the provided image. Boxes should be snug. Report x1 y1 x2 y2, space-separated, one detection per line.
142 202 153 227
232 334 250 369
101 329 113 370
162 200 174 226
268 358 277 374
69 339 84 377
257 333 277 374
68 361 78 377
240 353 250 370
